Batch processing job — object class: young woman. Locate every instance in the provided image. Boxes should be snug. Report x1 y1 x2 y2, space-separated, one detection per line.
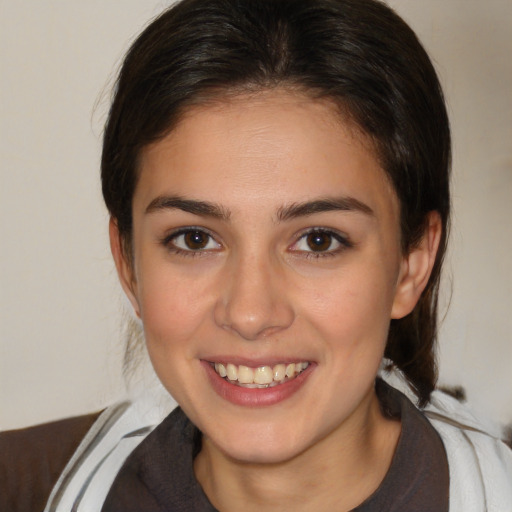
2 0 511 511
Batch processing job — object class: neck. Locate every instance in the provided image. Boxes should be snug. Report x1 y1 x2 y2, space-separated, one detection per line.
194 389 401 512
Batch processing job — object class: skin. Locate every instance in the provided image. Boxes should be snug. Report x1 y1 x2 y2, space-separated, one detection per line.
111 89 441 511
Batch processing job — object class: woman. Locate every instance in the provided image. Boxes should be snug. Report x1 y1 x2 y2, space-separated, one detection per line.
1 0 511 510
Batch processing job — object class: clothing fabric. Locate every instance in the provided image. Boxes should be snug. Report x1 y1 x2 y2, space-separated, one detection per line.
0 411 101 512
100 380 449 512
2 374 511 511
385 370 512 511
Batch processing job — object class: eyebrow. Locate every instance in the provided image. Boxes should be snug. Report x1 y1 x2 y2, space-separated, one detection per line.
276 196 374 222
145 194 373 222
145 195 231 220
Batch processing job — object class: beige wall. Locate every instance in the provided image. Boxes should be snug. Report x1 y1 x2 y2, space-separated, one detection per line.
1 0 511 430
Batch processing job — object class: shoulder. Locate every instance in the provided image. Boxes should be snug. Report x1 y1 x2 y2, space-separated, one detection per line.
42 391 177 511
423 391 512 512
0 412 101 512
380 368 512 511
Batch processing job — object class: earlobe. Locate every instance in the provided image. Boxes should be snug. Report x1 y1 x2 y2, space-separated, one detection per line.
391 212 442 319
109 218 141 318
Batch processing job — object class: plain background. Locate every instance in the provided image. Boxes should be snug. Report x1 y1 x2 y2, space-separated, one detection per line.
1 0 511 431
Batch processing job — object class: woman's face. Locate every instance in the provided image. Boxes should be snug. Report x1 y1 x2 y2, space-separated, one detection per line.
116 90 418 464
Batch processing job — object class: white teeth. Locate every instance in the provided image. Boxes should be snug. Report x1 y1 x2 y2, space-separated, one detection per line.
238 365 254 384
213 361 309 387
254 366 273 385
285 363 296 378
226 363 238 381
273 364 286 382
215 363 227 378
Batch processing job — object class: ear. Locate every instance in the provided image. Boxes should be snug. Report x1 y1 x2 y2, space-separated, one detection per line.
109 217 141 318
391 212 442 319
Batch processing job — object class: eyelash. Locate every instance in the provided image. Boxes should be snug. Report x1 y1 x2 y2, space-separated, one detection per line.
161 227 221 258
291 228 353 259
160 227 352 259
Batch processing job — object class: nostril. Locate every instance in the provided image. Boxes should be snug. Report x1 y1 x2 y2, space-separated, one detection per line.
214 297 294 341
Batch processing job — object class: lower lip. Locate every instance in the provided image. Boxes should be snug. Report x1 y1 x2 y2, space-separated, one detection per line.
202 361 314 407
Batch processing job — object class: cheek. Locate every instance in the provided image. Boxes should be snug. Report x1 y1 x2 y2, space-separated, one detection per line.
300 258 398 352
136 264 215 351
135 268 217 400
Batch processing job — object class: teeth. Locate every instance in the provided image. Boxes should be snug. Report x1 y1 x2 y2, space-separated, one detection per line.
238 365 254 384
215 363 227 378
285 363 295 378
212 361 309 387
273 364 286 382
254 366 273 385
226 363 238 381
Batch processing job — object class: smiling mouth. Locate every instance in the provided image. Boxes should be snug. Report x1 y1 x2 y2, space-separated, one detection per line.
211 362 310 388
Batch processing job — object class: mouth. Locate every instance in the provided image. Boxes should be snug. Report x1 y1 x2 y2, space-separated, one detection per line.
211 361 310 388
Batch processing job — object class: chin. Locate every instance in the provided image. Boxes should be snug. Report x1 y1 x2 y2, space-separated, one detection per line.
223 443 303 465
207 425 311 465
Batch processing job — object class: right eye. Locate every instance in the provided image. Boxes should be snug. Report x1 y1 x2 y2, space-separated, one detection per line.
166 229 221 253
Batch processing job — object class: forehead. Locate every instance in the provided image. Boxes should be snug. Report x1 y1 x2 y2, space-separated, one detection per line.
135 90 398 221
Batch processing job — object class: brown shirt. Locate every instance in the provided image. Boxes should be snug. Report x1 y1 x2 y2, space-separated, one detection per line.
103 381 449 511
1 382 449 512
0 411 101 512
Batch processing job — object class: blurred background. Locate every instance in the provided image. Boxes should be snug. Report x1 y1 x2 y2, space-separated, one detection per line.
1 0 511 430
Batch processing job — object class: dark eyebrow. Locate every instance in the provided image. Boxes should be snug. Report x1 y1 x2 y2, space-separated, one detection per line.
276 197 374 222
145 195 231 220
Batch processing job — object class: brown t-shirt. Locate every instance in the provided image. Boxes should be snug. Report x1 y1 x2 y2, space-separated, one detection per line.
1 382 449 512
352 381 449 510
103 381 449 511
0 411 101 512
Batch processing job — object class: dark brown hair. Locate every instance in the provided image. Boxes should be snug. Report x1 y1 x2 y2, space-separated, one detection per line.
102 0 451 406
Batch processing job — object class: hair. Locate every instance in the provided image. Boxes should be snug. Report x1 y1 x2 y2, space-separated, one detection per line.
101 0 451 406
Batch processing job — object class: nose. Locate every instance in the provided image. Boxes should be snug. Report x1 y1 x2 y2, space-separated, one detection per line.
214 250 295 341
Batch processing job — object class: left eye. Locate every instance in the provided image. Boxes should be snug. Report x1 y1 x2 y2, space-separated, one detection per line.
292 230 346 253
169 229 220 251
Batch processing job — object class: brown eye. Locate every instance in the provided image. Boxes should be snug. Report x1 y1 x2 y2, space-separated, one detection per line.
184 230 209 250
290 229 350 256
306 232 333 252
168 229 220 252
